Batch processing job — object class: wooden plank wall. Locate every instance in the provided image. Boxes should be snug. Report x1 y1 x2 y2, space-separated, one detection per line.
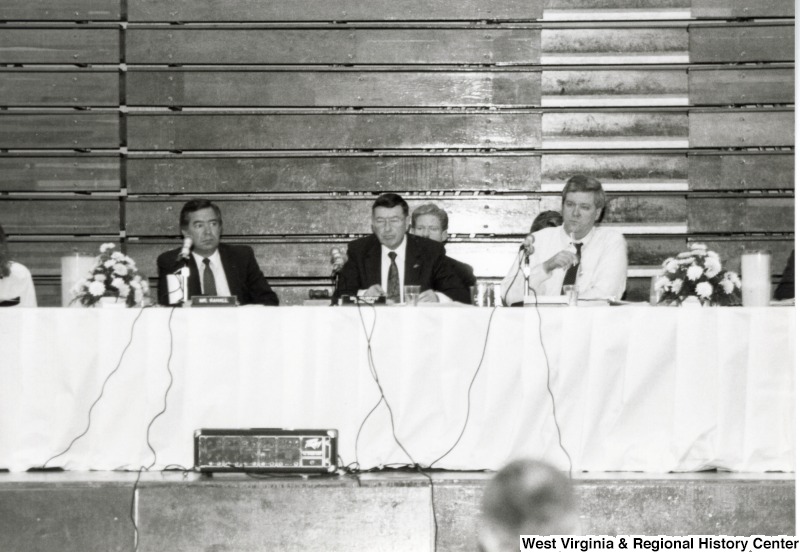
0 1 794 305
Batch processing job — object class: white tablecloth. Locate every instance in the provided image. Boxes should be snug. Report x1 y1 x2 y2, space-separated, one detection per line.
0 306 794 472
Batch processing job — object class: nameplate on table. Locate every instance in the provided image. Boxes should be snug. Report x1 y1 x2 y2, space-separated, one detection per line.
191 296 236 307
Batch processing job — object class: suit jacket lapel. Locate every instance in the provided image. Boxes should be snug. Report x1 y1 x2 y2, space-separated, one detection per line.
218 244 240 298
188 257 202 297
364 236 382 287
405 235 422 285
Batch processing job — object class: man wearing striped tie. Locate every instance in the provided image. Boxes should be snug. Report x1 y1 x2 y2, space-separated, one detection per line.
333 193 469 305
156 199 279 306
500 175 628 305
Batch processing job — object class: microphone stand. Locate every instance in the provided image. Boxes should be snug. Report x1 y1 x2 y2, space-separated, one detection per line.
522 253 531 299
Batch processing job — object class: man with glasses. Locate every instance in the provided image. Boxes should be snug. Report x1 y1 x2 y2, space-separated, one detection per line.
333 193 469 304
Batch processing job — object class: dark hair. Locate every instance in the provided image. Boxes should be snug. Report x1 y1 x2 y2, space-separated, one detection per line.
411 203 448 231
372 193 409 217
562 174 605 209
0 224 10 278
531 210 563 233
179 199 223 230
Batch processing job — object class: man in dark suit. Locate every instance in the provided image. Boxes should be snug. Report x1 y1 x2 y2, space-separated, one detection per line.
409 203 476 290
334 194 470 304
157 199 279 306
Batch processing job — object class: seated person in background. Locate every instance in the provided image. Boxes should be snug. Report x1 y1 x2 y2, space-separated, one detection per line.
478 458 578 551
156 199 279 306
409 203 477 290
0 224 37 307
334 193 470 304
501 175 627 304
531 210 563 233
774 250 794 300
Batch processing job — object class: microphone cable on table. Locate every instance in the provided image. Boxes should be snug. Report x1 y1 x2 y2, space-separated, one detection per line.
40 304 154 470
131 304 179 552
427 304 498 469
352 297 441 550
527 287 574 478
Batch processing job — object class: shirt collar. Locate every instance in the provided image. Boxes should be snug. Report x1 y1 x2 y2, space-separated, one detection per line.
192 248 222 267
561 224 596 245
381 235 407 258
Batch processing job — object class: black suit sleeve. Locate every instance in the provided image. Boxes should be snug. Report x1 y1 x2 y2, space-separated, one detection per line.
774 250 794 300
333 242 362 301
242 247 279 306
156 251 178 306
431 250 471 304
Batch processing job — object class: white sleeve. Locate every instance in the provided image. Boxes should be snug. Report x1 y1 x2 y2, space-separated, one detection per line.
581 232 628 301
18 265 38 307
500 251 553 305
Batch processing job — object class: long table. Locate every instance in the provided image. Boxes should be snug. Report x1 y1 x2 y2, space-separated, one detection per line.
0 305 794 472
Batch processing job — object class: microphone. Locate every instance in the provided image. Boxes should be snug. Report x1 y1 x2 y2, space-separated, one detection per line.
519 233 535 256
179 236 193 262
330 247 346 275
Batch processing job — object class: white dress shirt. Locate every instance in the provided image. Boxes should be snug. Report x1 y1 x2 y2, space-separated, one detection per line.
192 249 231 296
0 262 37 307
500 225 628 304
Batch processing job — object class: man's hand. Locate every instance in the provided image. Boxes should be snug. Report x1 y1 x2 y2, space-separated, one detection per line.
544 250 579 273
417 289 439 303
520 233 535 257
363 284 385 297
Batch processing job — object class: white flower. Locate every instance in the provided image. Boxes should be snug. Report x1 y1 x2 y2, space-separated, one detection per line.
725 271 741 287
104 259 115 268
695 281 713 299
704 257 721 278
88 281 106 297
130 280 141 290
111 251 124 261
94 273 106 282
113 263 129 276
671 279 683 293
686 265 703 281
677 251 693 259
110 277 125 289
721 279 734 294
117 284 130 298
663 259 679 272
99 243 115 253
690 242 708 252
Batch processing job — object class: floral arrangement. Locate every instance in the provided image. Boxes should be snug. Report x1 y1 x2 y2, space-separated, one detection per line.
72 243 149 307
655 243 741 306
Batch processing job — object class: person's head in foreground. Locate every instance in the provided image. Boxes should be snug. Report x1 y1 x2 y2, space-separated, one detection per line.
478 459 578 552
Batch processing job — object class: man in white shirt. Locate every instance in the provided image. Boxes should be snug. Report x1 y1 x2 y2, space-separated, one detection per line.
501 175 628 304
333 193 470 304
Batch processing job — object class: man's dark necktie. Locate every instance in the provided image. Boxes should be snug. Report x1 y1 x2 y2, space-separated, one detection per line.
387 251 400 302
202 258 217 295
562 242 583 291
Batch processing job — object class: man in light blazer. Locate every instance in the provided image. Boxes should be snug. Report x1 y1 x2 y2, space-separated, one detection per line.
333 193 470 304
156 199 279 306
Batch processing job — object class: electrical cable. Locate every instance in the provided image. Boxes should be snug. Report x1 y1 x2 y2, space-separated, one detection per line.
132 305 178 552
352 296 439 550
41 304 152 469
427 305 498 468
528 287 574 477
